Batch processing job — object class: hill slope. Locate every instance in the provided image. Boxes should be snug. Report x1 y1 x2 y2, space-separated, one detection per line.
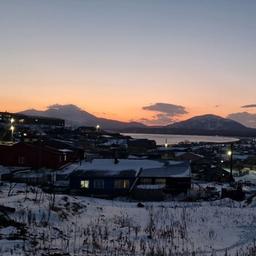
120 114 256 136
167 114 246 131
20 104 145 130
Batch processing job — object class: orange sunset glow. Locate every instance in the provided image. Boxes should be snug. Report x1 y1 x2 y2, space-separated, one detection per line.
1 1 256 127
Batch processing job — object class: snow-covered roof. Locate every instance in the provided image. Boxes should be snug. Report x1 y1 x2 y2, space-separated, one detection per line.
100 139 127 146
58 149 73 153
175 152 204 158
127 155 148 159
140 162 191 178
0 141 18 146
69 159 190 178
175 152 187 157
77 159 165 173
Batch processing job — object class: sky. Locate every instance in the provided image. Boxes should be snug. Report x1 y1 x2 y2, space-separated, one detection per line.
0 0 256 126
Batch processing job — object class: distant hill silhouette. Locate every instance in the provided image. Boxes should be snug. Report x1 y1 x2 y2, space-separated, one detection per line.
167 114 246 130
120 114 256 137
20 106 256 136
20 104 145 130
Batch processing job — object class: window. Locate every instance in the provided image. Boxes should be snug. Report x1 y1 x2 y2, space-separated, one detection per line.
140 178 153 185
155 178 166 185
80 180 89 189
18 156 25 165
63 153 67 161
93 179 104 189
114 179 130 189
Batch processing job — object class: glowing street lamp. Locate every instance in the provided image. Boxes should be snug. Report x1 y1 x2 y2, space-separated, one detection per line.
164 139 168 148
10 125 15 141
96 124 100 132
10 117 15 124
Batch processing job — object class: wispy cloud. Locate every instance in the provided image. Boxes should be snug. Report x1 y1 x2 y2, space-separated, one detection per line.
141 102 188 125
227 112 256 128
241 104 256 108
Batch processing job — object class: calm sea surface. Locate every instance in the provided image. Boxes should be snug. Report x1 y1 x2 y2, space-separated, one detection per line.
123 133 239 145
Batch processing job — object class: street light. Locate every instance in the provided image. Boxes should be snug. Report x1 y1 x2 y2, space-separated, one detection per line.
96 124 100 132
227 150 232 157
164 139 168 148
10 125 15 141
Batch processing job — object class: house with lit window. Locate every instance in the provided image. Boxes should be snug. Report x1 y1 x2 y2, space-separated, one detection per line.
137 161 191 194
69 159 191 198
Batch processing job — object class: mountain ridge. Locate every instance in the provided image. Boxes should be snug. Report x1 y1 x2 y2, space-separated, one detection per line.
19 104 256 136
121 114 256 137
19 104 145 130
166 114 247 130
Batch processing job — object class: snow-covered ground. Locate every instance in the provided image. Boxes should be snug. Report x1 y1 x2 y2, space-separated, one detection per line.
1 182 256 256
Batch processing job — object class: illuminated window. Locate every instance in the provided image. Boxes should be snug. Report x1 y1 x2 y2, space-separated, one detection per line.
155 178 166 185
93 179 104 189
114 179 130 189
140 178 153 185
81 180 89 189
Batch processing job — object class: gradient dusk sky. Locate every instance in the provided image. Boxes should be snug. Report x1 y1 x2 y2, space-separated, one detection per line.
0 0 256 125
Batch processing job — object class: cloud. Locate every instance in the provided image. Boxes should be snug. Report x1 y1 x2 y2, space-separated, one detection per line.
47 104 82 111
143 103 187 115
141 102 188 125
227 112 256 128
241 104 256 108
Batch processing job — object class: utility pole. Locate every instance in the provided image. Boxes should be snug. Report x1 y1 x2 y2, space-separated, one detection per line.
227 143 234 182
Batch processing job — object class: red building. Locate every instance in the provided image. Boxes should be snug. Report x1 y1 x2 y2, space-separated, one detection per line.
0 142 79 169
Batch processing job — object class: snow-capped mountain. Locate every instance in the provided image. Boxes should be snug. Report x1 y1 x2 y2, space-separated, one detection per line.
19 104 145 130
167 114 246 131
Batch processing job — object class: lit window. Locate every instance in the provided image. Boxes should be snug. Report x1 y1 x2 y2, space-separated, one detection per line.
93 179 104 189
140 178 153 185
114 179 130 189
81 180 89 189
155 178 166 185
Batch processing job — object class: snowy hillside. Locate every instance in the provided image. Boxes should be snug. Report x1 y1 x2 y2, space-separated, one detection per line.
169 114 246 131
1 182 256 256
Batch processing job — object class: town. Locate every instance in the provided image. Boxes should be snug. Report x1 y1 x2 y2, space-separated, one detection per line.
2 1 256 255
1 111 256 201
1 112 256 255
